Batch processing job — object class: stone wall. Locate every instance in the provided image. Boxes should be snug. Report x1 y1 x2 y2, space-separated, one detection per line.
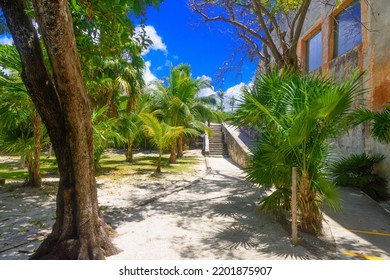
222 123 251 168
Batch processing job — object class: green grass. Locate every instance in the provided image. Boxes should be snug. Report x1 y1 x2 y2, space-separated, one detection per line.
0 156 58 181
0 150 201 183
96 151 201 178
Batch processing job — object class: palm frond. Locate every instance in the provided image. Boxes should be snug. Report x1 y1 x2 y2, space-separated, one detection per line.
349 104 390 143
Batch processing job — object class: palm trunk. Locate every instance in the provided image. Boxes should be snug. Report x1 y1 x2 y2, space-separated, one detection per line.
169 143 177 164
125 137 134 162
156 151 162 173
177 136 184 159
298 170 322 234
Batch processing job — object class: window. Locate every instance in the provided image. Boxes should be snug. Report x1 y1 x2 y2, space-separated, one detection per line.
334 0 362 57
306 30 322 72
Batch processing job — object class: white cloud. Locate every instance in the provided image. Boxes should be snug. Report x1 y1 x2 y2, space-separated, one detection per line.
143 61 158 85
223 82 250 111
197 75 212 84
0 36 13 45
196 75 216 98
197 87 216 98
135 25 167 55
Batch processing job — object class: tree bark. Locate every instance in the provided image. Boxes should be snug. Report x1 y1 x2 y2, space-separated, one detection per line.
156 152 162 173
298 170 323 234
169 143 177 164
177 136 184 159
0 0 117 259
27 110 42 188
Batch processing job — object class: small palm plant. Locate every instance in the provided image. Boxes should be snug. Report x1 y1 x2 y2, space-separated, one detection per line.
139 113 198 173
332 153 389 201
233 68 364 234
117 93 153 162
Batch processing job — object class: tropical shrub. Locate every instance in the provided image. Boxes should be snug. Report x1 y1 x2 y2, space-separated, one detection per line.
233 68 364 234
332 153 389 201
349 104 390 144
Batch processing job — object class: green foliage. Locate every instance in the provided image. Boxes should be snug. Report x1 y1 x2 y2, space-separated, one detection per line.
130 0 162 16
332 153 389 201
139 113 197 151
233 68 364 233
260 0 303 13
71 0 161 60
117 93 154 161
0 156 58 181
0 44 47 154
150 64 220 133
349 104 390 144
139 112 198 172
92 106 123 167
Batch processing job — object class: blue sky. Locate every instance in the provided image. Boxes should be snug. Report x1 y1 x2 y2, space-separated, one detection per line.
136 0 257 97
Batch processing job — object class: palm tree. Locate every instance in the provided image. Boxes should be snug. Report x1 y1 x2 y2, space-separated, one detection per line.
91 106 123 168
0 44 44 187
150 64 218 163
84 40 145 119
349 104 390 144
118 93 153 162
139 112 197 173
233 68 364 234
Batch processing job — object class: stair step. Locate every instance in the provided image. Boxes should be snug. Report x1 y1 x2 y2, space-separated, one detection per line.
207 123 229 157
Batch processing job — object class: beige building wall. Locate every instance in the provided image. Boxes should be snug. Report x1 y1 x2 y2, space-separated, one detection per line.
295 0 390 181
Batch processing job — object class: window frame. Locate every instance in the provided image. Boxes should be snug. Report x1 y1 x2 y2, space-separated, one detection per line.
333 0 362 58
305 30 323 73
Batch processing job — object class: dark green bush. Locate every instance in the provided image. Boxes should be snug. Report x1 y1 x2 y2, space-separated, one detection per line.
332 153 389 201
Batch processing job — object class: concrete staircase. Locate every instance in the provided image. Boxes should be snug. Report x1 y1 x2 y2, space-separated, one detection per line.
208 123 229 157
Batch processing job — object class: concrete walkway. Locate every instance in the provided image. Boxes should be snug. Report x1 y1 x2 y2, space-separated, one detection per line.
108 156 390 260
2 153 389 260
324 187 390 260
108 157 337 260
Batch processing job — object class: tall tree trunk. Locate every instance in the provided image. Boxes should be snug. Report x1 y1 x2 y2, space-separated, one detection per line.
27 111 42 187
0 0 117 259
